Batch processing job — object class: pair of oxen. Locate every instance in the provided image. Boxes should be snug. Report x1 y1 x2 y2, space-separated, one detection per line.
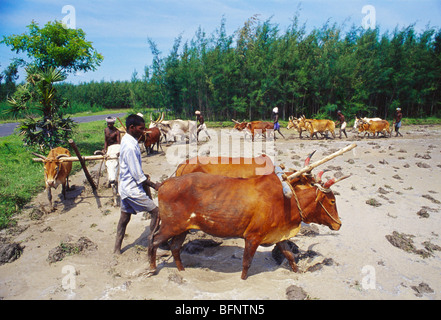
149 148 353 280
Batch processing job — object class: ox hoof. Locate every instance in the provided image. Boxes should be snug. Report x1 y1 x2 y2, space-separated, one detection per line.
140 267 158 278
288 262 299 273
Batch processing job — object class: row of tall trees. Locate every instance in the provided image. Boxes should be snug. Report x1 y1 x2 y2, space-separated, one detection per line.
5 16 441 122
56 16 441 121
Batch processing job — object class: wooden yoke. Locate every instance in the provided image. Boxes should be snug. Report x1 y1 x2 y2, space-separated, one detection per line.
285 143 357 182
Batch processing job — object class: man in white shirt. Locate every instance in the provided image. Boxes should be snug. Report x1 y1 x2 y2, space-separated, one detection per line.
114 114 161 254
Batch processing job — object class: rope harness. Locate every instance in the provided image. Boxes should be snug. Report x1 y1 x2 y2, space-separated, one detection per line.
286 180 341 226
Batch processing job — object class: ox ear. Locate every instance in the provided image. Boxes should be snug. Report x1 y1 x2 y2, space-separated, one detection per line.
315 190 325 202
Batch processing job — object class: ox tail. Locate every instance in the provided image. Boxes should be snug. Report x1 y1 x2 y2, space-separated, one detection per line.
149 212 162 243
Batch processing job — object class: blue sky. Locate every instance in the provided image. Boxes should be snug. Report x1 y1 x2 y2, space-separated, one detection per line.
1 0 440 84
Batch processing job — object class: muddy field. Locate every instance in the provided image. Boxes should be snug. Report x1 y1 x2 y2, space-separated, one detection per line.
1 124 441 300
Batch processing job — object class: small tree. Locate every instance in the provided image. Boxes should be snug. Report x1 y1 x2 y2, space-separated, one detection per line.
1 20 103 73
8 66 76 150
2 20 103 151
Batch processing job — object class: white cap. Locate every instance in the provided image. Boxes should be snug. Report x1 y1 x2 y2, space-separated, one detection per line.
273 107 278 113
137 113 144 117
195 110 201 115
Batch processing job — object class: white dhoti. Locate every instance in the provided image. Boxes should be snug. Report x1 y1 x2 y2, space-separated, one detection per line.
341 122 347 130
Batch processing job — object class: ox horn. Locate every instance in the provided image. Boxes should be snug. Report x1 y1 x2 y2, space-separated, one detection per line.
94 150 105 156
334 174 351 185
323 174 352 188
32 152 47 160
304 150 316 167
232 119 240 124
287 143 357 182
323 178 335 189
56 154 69 160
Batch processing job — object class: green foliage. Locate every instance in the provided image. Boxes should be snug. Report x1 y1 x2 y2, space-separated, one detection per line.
18 113 77 151
2 17 441 122
8 66 77 151
1 20 103 74
1 20 104 150
52 18 441 121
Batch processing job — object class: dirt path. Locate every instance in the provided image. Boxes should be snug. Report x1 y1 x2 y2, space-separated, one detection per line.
1 125 441 300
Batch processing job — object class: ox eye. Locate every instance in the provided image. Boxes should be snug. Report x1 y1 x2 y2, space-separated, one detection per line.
330 200 336 205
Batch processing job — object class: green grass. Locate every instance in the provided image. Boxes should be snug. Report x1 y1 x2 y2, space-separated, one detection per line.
0 120 108 229
0 134 45 228
402 117 441 125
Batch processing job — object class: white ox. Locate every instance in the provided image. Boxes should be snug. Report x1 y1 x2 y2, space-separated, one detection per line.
149 113 197 143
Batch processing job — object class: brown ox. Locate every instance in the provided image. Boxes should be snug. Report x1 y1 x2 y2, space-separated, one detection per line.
143 127 162 154
232 119 248 132
175 153 317 179
176 155 274 177
303 116 336 139
149 168 346 279
287 116 311 138
246 121 274 141
358 120 391 138
232 120 273 141
232 119 251 140
33 147 72 210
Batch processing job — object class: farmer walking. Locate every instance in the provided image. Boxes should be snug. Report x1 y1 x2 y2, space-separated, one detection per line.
114 114 161 254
